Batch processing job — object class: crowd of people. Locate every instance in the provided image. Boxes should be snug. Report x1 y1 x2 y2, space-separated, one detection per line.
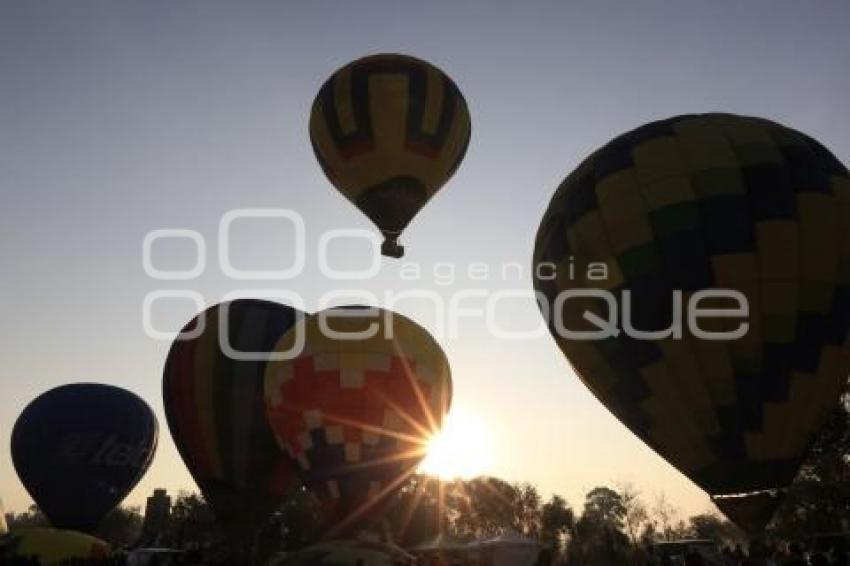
645 540 849 566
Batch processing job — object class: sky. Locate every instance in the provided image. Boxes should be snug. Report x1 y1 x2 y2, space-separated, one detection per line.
1 0 849 520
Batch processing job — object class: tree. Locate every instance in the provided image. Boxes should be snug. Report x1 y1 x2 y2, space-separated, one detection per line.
5 505 47 530
650 493 678 541
382 474 445 546
617 484 648 547
688 513 743 547
800 388 850 484
515 483 543 538
770 386 850 538
770 480 850 539
582 487 626 530
540 495 574 557
269 487 325 552
565 487 630 566
449 477 541 539
94 506 143 548
164 491 217 550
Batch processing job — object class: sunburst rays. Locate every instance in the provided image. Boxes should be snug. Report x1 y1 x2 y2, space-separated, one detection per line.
277 351 449 539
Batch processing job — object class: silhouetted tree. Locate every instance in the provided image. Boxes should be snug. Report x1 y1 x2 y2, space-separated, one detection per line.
618 483 648 547
540 495 574 558
450 477 538 538
650 493 679 541
770 387 850 538
94 506 143 548
565 487 630 566
273 487 324 551
688 513 743 546
515 483 543 538
454 477 510 537
583 487 626 530
5 505 47 530
382 474 445 546
164 491 217 550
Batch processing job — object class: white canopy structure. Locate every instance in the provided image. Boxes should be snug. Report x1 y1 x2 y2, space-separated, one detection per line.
411 532 468 553
468 530 540 566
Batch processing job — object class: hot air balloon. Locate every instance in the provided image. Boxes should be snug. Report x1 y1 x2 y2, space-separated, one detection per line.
309 53 472 258
0 528 111 565
264 307 451 535
162 299 304 530
275 538 416 566
11 384 157 533
532 113 850 534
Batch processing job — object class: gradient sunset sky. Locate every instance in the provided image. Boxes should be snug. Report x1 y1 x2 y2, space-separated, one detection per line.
1 0 849 519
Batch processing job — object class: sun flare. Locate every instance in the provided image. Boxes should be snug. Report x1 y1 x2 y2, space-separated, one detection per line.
419 409 490 480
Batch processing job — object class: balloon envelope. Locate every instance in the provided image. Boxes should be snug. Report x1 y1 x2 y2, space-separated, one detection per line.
309 53 471 257
533 113 850 531
11 384 157 532
0 528 110 565
264 307 452 533
163 299 303 528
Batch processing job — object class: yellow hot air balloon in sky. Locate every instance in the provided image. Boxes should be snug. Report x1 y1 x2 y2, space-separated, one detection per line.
533 113 850 534
309 53 471 258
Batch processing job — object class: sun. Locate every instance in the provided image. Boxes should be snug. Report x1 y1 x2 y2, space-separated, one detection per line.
419 409 491 480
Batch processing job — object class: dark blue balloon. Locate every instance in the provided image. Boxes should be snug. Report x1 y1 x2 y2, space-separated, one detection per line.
11 383 158 532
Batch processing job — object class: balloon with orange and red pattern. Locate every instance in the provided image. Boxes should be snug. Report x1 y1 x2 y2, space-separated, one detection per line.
264 306 451 533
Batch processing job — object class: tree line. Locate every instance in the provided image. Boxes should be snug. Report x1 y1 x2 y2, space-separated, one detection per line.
5 391 849 564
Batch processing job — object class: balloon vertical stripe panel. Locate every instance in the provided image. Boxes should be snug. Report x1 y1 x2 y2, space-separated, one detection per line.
197 315 224 478
165 318 213 478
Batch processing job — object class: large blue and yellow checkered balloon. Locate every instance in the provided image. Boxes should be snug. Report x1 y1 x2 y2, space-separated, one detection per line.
533 113 850 532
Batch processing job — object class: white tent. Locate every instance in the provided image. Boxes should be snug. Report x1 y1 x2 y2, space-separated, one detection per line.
468 530 540 566
411 532 468 553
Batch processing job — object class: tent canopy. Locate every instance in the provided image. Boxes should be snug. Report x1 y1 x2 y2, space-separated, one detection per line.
410 532 468 552
473 529 539 548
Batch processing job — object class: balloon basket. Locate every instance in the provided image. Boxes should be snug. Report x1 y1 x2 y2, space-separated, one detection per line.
381 239 405 258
